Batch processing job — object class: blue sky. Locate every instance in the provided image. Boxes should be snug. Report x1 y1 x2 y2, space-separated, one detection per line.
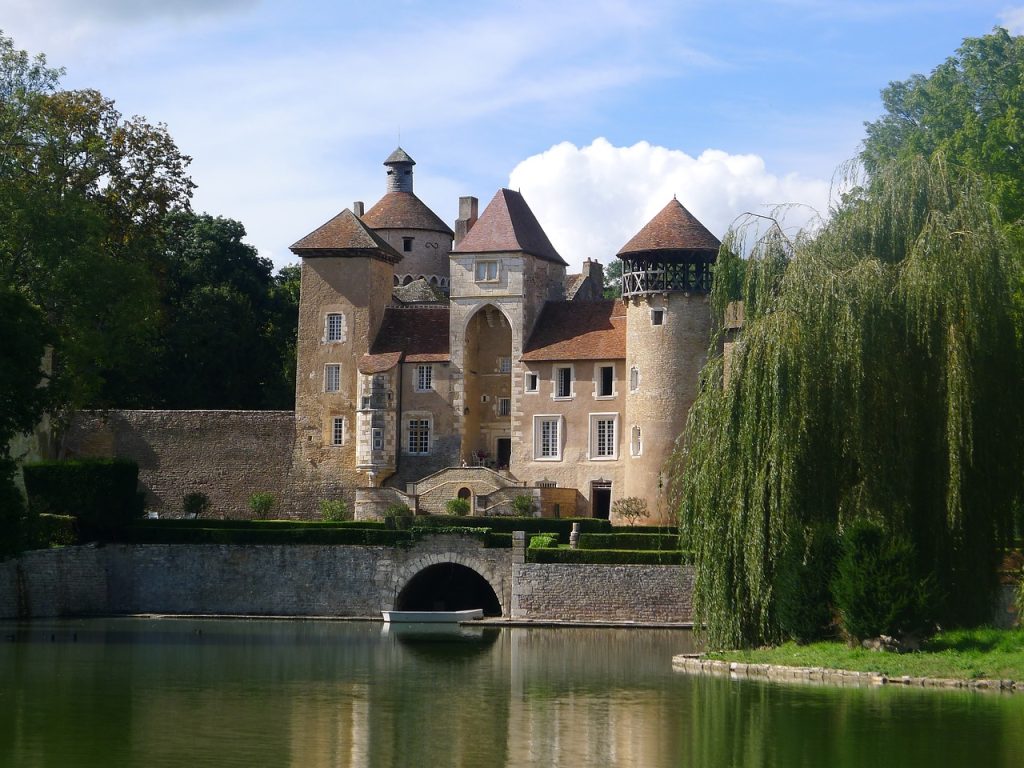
2 1 1021 272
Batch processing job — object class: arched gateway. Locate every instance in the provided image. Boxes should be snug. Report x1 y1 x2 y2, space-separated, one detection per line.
387 551 508 616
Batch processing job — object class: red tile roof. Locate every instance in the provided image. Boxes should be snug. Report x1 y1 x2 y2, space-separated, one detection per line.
617 198 721 257
453 189 566 265
290 208 403 262
522 300 626 361
359 306 451 373
361 191 454 235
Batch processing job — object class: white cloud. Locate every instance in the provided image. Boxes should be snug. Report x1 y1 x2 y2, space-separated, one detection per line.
508 138 833 272
999 6 1024 33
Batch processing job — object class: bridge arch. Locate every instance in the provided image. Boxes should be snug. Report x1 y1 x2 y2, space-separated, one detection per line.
388 552 506 616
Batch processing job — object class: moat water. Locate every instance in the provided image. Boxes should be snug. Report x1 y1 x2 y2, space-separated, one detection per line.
1 618 1022 767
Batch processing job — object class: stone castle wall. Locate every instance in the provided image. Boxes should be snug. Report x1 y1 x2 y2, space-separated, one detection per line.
64 410 315 518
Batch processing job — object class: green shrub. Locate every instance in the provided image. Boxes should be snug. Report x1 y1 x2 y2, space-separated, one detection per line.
831 519 934 641
386 503 413 517
320 499 351 522
446 498 471 515
512 495 536 516
528 533 558 549
611 496 649 525
248 492 276 520
23 459 142 536
528 548 686 565
0 457 31 559
776 524 839 643
183 492 210 519
415 515 611 536
120 523 411 546
128 519 386 530
31 514 77 548
578 532 679 551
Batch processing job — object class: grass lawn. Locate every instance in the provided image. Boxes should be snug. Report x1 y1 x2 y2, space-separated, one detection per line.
706 627 1024 681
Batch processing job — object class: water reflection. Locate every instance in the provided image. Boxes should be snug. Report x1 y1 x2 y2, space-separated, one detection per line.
1 618 1021 768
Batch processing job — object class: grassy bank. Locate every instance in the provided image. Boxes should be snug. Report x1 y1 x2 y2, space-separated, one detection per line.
706 628 1024 681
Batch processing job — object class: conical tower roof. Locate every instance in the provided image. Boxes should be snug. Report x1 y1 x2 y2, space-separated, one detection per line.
384 147 415 165
453 188 566 265
617 198 720 257
290 208 403 263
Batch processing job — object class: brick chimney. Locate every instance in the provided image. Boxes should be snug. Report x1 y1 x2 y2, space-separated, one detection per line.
353 201 364 217
583 258 604 292
455 195 478 246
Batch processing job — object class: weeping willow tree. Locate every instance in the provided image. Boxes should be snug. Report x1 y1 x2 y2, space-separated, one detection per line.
673 156 1024 649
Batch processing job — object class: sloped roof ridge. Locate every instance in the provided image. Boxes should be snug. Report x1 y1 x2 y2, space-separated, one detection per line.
453 188 566 265
385 147 415 165
361 191 454 235
617 198 721 256
290 208 403 261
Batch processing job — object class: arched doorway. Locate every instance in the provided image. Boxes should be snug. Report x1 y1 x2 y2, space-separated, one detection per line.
462 305 513 466
395 563 502 616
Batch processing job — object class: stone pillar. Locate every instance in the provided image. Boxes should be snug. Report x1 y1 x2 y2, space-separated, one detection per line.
512 530 526 564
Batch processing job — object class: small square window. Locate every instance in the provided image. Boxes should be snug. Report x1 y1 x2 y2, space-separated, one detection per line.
498 356 512 374
475 260 499 282
332 417 345 446
402 237 413 252
371 428 384 451
651 309 664 326
525 372 539 393
324 364 341 393
498 397 511 416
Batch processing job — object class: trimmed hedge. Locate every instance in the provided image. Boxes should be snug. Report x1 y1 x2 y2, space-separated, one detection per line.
132 519 387 530
527 548 688 565
23 459 143 534
119 524 412 546
578 533 680 551
32 514 78 548
609 525 679 535
415 516 610 536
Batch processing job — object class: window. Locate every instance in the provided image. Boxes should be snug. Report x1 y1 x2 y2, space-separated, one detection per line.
331 417 345 446
407 419 430 454
631 425 642 457
596 364 614 397
651 309 664 326
324 364 341 393
534 416 562 460
371 428 384 451
525 372 539 393
475 260 499 282
416 364 432 392
325 313 346 342
402 237 413 252
590 414 618 460
554 366 572 399
498 397 511 416
498 356 512 373
629 366 639 392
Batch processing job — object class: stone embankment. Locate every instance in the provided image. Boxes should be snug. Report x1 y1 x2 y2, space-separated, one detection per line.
672 655 1022 693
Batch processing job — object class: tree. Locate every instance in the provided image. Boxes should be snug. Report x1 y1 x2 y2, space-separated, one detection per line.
603 258 623 298
0 288 50 556
674 156 1023 649
862 28 1024 233
0 32 194 415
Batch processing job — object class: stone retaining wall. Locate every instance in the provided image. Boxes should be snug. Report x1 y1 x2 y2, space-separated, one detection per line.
510 563 693 623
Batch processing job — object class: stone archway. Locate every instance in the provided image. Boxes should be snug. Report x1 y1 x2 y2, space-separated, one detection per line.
461 304 513 465
388 551 507 616
395 563 501 615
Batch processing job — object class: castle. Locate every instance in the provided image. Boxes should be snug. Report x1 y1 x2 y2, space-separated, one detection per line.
288 148 719 524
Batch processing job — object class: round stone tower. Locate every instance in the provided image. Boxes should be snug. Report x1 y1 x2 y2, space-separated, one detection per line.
619 198 719 523
361 147 454 291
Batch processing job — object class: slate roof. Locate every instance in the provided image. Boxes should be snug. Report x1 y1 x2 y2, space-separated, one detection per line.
392 278 447 304
565 273 586 300
359 306 451 373
361 191 454 235
453 189 567 265
522 300 626 361
384 147 415 165
290 208 403 262
617 198 721 257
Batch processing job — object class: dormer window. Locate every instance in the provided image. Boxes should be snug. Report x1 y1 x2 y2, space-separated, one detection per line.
475 260 499 282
